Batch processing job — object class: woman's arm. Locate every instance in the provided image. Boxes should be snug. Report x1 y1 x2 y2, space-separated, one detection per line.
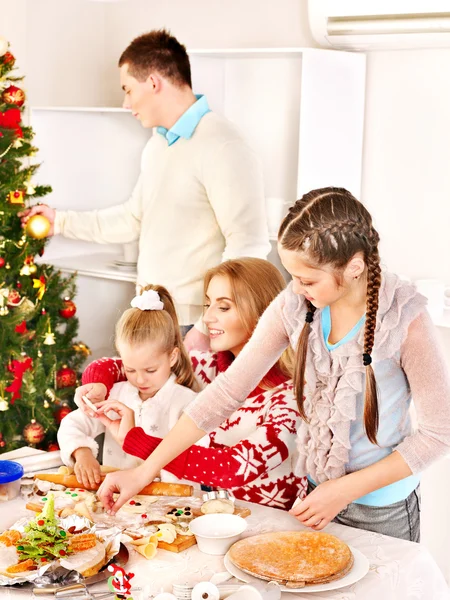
81 357 125 397
123 387 300 488
97 293 291 513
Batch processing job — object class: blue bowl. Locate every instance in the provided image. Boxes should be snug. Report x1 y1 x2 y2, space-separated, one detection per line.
0 460 24 483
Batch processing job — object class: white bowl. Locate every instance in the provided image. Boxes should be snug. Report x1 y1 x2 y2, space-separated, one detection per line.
189 513 248 555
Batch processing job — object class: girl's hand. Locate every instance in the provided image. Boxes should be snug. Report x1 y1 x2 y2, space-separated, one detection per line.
74 383 108 417
72 447 102 489
97 465 151 515
289 478 352 530
94 400 135 445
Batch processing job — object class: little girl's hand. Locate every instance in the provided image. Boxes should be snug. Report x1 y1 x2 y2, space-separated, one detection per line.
74 383 108 417
95 400 135 446
72 448 102 489
289 478 352 530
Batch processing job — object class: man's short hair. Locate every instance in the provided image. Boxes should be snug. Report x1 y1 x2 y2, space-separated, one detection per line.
119 29 191 88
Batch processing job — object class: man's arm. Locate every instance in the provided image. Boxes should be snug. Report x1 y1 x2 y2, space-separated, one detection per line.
54 175 143 244
20 175 144 244
203 139 271 260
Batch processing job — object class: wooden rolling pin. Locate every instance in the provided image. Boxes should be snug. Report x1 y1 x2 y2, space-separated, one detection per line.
34 473 193 497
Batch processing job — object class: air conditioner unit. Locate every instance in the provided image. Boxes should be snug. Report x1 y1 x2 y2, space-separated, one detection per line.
308 0 450 51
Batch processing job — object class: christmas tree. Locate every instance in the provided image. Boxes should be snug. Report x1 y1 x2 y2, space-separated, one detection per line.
0 36 90 452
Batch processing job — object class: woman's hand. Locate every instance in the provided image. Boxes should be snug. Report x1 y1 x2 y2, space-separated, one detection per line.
289 478 353 530
74 383 108 417
95 400 135 445
97 465 154 515
72 447 102 489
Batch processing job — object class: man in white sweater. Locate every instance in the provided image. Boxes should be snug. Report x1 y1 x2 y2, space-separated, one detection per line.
21 29 270 348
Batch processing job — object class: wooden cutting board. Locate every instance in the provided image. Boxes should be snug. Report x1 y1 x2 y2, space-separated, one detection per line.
158 504 251 553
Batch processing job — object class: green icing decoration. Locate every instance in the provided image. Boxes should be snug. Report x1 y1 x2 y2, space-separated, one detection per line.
17 493 72 563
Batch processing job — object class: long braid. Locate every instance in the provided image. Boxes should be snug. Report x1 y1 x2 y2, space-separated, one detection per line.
362 236 382 444
279 187 383 443
294 300 316 420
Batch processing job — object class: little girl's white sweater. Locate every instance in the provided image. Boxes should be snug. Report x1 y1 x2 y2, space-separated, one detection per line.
58 374 202 480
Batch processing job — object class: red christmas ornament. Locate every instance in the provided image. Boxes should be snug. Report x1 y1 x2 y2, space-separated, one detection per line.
15 320 27 335
41 308 46 315
59 298 77 319
47 442 59 452
0 257 5 268
7 289 21 306
23 420 45 445
2 85 25 107
3 52 15 66
55 405 72 423
0 433 5 449
0 108 22 137
6 356 33 402
56 366 77 389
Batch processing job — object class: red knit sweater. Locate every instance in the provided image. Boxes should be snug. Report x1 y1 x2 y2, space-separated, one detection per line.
82 352 306 510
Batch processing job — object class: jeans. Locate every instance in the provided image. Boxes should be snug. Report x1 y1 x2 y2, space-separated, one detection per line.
307 480 421 542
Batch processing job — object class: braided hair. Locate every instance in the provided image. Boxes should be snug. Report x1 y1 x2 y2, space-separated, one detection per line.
279 187 381 444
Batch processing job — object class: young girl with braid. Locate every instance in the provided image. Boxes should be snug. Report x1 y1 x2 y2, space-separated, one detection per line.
97 187 450 542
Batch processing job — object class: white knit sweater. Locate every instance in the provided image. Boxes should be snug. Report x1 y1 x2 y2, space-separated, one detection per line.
54 112 270 325
57 374 206 483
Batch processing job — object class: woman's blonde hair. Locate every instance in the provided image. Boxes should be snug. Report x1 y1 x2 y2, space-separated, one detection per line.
115 284 199 391
204 258 294 386
278 187 381 444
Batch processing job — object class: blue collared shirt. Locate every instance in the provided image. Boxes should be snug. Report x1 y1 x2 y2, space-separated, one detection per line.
156 94 210 146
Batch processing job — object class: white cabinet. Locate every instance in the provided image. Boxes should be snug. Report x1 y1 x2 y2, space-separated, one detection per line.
30 48 368 357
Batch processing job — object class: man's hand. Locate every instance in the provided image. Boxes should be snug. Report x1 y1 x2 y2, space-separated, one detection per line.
74 383 108 417
289 478 352 530
95 400 135 446
184 326 210 352
72 448 102 489
18 204 56 236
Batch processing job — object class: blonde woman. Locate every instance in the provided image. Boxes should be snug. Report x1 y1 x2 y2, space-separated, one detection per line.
58 285 199 489
76 259 307 509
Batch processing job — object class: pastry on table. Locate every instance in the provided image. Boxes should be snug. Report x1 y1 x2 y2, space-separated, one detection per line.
228 531 354 587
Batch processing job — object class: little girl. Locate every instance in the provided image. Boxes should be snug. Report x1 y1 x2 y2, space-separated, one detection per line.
98 188 450 542
58 285 200 489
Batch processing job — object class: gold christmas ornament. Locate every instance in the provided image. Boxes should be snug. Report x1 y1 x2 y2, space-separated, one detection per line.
29 264 37 274
20 264 31 276
12 139 23 149
25 214 51 239
23 420 45 445
43 400 49 409
73 342 92 357
8 190 24 205
45 388 57 402
5 263 10 269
